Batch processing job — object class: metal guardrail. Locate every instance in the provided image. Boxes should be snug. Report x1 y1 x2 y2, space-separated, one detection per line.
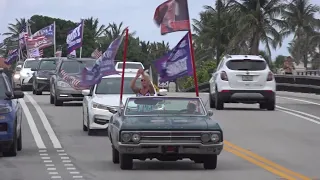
183 75 320 94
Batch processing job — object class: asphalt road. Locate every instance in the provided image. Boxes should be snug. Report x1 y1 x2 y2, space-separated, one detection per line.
1 91 319 180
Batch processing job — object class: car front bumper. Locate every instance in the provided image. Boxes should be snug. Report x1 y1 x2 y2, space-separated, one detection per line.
116 142 223 155
56 87 84 101
217 90 275 103
35 78 50 91
20 75 33 86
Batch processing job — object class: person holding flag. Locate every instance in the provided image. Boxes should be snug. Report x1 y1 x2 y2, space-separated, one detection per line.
130 68 155 96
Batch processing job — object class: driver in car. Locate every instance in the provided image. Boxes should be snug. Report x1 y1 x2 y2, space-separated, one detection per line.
186 102 197 114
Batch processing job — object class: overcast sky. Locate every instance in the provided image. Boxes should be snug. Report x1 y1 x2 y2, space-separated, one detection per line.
1 0 319 60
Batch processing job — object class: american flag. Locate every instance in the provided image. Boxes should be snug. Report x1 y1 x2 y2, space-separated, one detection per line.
91 48 102 59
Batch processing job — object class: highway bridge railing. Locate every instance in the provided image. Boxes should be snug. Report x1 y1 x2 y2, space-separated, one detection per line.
182 75 320 94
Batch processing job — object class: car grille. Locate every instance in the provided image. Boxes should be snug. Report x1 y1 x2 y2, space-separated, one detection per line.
139 131 202 143
71 94 84 97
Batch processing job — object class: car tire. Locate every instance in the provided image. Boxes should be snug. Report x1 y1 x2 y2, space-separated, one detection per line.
50 88 54 104
35 90 42 95
209 93 215 108
32 89 36 94
215 89 224 110
3 122 17 157
266 99 275 111
119 153 133 170
17 127 22 151
203 155 217 169
87 117 94 136
259 103 267 109
112 145 120 164
54 88 63 106
83 109 88 131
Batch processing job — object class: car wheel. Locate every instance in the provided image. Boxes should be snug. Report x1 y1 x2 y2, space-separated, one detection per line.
119 153 133 170
17 127 22 151
112 145 120 164
3 123 17 157
203 155 217 169
35 90 42 95
50 88 54 104
32 89 36 94
87 117 94 136
83 109 88 131
54 88 63 106
209 93 215 108
215 89 224 110
266 99 275 111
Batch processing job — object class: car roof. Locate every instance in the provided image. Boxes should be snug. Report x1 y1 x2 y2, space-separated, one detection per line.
25 57 61 61
127 96 201 99
225 55 266 61
102 72 138 78
116 62 143 64
60 57 96 62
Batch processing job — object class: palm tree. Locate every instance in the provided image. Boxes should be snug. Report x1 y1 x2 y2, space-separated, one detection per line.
229 0 286 57
2 18 33 39
84 17 107 45
282 0 320 67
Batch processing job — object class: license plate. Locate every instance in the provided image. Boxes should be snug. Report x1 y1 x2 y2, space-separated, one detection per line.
242 75 253 81
164 146 177 153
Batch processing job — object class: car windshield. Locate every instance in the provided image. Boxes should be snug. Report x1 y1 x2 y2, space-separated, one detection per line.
24 60 40 69
226 59 266 71
39 60 57 70
0 76 7 99
60 61 95 74
124 97 206 116
95 77 142 94
117 63 143 69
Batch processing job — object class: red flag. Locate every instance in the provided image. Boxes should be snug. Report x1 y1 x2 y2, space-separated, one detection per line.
154 0 190 35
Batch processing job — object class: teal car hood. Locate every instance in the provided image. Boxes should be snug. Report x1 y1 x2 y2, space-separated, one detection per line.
121 116 220 130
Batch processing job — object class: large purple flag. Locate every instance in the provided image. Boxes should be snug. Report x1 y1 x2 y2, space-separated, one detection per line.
154 33 193 82
5 49 19 65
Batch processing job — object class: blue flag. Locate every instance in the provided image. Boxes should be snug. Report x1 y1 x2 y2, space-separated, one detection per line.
81 31 126 86
5 49 19 65
66 20 84 54
154 33 193 82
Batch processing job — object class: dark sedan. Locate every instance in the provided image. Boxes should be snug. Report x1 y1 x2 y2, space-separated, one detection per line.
32 58 59 95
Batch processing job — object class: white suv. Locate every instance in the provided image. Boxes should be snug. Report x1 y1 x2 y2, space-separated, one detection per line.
208 55 276 110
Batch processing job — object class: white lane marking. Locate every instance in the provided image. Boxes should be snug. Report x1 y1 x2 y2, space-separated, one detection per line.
278 109 320 125
67 167 76 170
41 157 51 160
46 164 55 167
49 172 59 175
57 149 65 152
63 160 71 163
47 168 57 171
59 153 68 156
70 172 80 174
61 156 69 159
19 99 46 149
277 96 320 106
40 153 49 156
64 164 74 166
24 93 62 149
277 105 320 122
44 160 53 163
39 149 47 152
51 176 62 179
73 176 83 178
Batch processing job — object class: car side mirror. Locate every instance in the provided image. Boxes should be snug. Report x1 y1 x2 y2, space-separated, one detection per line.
158 89 168 96
31 68 37 71
82 89 91 96
207 110 213 117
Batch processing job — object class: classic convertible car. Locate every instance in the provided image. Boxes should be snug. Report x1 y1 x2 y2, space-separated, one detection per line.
108 96 224 170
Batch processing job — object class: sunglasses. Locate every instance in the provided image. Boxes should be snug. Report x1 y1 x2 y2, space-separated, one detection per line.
141 79 145 82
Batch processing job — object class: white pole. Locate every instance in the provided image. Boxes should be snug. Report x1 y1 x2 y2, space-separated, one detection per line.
79 19 84 58
53 21 56 56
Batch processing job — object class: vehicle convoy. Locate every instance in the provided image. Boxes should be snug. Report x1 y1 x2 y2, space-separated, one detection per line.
0 68 24 156
19 58 41 90
108 96 223 170
82 73 167 135
49 58 95 106
208 55 276 110
32 58 59 95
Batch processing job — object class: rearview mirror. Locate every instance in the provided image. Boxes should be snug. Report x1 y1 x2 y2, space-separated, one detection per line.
207 110 213 117
82 89 91 96
31 68 37 71
158 89 168 96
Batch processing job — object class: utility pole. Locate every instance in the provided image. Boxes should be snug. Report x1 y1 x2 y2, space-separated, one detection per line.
216 0 221 64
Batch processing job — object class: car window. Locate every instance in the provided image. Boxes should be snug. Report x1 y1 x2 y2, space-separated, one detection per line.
226 59 267 71
60 61 95 74
0 76 8 99
39 60 57 70
95 77 142 94
117 63 143 69
24 60 40 69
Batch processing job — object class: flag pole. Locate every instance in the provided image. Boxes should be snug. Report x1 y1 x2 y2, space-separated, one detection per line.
119 28 129 105
53 21 56 56
79 19 84 58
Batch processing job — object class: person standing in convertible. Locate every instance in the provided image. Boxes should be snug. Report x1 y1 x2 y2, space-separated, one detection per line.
130 68 155 96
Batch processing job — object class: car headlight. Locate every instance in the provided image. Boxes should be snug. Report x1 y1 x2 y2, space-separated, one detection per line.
121 133 131 143
210 134 220 143
131 133 140 143
201 133 210 143
0 107 12 114
13 74 20 79
92 102 117 113
37 77 47 80
57 81 70 88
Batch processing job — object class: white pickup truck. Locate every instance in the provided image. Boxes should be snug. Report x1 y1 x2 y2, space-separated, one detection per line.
115 62 144 73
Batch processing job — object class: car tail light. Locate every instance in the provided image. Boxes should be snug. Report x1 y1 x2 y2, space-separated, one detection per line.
220 71 228 81
0 123 8 131
267 72 274 81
